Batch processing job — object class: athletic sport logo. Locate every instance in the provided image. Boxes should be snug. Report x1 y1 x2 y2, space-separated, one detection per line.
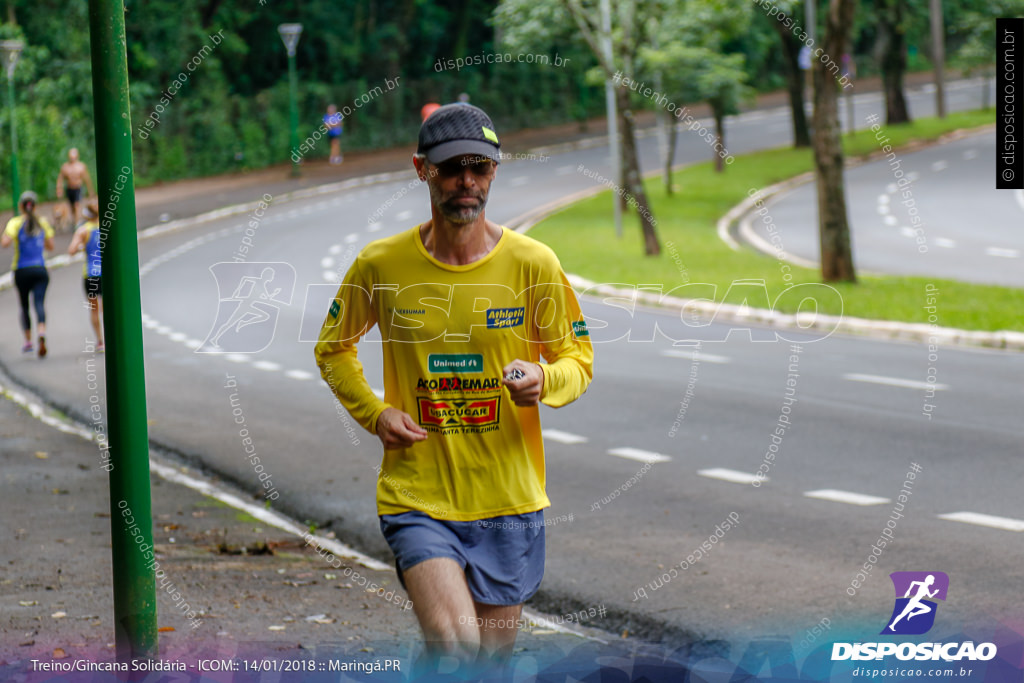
881 571 949 635
199 262 295 353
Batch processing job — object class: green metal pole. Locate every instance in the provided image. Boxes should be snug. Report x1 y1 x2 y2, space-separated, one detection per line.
288 52 300 177
7 74 19 215
88 0 157 661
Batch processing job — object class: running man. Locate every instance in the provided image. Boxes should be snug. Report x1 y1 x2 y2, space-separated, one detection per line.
324 104 343 165
1 191 55 357
68 199 104 350
888 574 940 631
315 104 593 675
56 148 95 228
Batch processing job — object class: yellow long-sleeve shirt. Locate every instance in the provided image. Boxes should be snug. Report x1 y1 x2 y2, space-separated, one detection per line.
315 225 593 521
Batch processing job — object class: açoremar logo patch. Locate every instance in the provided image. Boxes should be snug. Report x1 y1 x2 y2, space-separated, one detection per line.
881 571 949 635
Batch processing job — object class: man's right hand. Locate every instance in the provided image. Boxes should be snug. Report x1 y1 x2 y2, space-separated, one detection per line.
376 407 429 450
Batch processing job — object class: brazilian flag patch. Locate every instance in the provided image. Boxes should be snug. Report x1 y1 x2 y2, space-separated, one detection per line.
572 320 589 338
329 300 341 319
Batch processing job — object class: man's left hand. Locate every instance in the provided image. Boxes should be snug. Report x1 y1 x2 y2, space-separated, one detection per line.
502 360 544 407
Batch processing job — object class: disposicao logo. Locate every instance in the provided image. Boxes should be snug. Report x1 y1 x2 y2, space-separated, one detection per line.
832 571 997 663
882 571 948 635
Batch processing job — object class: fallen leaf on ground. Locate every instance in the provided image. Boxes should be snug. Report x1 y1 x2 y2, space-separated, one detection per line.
267 625 286 631
304 614 327 622
18 600 37 607
158 626 175 632
35 452 48 459
51 611 67 619
53 648 68 658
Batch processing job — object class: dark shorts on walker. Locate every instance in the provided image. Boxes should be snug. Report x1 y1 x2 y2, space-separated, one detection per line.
379 509 545 606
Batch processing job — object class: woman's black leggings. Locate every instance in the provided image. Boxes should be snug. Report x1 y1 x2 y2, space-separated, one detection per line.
14 266 49 331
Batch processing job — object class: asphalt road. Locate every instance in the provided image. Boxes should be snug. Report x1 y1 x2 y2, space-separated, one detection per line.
753 129 1024 287
1 77 1019 648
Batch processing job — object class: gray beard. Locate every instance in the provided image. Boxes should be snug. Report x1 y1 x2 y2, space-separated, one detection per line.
428 180 488 225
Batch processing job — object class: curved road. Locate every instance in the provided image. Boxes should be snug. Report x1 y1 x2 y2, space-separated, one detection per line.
752 129 1024 287
1 78 1020 648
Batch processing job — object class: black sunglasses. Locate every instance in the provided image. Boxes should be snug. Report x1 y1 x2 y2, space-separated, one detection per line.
432 157 495 178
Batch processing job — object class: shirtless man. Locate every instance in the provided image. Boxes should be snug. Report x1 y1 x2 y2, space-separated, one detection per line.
56 149 95 228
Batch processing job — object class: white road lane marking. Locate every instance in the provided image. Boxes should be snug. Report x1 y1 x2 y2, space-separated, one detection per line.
931 160 948 172
252 360 281 372
396 210 414 221
935 237 956 248
985 247 1020 258
937 512 1024 532
963 149 978 160
285 370 314 380
900 227 916 238
509 176 530 187
883 215 898 226
843 373 949 391
804 489 890 506
323 270 339 283
878 194 890 204
328 244 343 255
224 354 251 363
608 447 672 464
320 257 334 268
660 349 732 364
556 165 575 175
367 222 382 233
543 429 588 444
698 468 762 485
344 233 360 243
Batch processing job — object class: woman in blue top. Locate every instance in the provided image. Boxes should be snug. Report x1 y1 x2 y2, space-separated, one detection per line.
68 199 104 351
1 191 55 357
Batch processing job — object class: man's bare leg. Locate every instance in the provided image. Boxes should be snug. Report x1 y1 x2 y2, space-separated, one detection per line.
403 558 480 672
475 602 522 665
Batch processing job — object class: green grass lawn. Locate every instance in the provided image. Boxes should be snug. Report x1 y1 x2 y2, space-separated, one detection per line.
530 109 1024 332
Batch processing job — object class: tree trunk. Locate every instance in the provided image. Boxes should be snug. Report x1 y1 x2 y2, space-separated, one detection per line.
713 107 725 173
772 19 811 147
812 0 858 283
615 85 661 256
875 0 911 125
664 112 678 195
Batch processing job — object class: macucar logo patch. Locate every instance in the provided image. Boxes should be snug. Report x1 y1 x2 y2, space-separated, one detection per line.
417 397 500 427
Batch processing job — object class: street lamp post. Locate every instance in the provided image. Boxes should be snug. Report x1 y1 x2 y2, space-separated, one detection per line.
278 24 302 178
1 39 24 215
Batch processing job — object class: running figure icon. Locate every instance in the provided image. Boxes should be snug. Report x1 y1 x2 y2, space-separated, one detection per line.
888 574 939 631
199 262 295 353
208 267 281 347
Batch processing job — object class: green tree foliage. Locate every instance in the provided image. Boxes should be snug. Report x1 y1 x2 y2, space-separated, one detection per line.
0 0 602 199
